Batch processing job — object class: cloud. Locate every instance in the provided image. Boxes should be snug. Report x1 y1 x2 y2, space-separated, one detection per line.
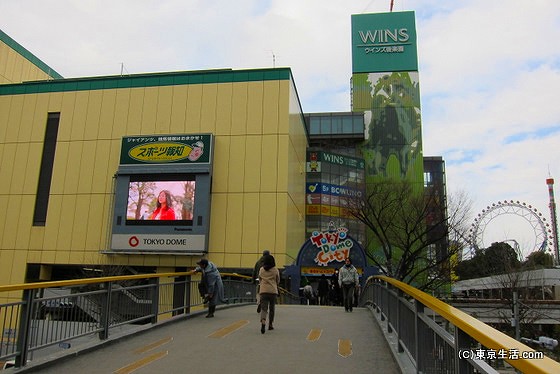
1 0 559 256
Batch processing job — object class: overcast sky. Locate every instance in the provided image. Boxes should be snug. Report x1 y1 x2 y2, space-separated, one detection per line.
2 0 560 259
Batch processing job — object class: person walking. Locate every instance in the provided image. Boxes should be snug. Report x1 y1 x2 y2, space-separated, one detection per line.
302 284 315 305
338 257 359 312
194 259 225 318
253 249 271 313
317 274 330 306
330 269 341 306
258 254 279 334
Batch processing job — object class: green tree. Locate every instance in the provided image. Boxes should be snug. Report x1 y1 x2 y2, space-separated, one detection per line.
455 242 521 280
483 242 521 275
523 251 554 269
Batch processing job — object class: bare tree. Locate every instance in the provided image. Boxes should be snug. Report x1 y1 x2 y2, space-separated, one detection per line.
348 179 472 292
179 181 195 220
459 245 554 337
128 181 157 219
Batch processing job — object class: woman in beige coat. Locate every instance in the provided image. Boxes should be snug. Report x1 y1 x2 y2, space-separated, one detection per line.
258 254 280 334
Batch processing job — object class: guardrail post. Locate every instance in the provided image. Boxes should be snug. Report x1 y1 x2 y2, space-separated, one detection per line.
14 288 35 368
373 282 381 314
172 275 186 316
150 277 159 324
387 284 394 333
454 328 470 374
414 299 424 373
380 282 387 322
396 289 403 353
99 281 112 340
185 275 192 314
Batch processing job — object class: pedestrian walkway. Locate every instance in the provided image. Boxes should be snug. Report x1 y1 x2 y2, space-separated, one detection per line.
19 304 400 374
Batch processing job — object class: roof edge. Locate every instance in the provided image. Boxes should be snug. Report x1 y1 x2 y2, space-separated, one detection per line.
0 29 64 79
0 67 293 96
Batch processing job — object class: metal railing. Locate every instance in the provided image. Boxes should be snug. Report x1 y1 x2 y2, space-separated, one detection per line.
0 271 256 369
360 275 560 374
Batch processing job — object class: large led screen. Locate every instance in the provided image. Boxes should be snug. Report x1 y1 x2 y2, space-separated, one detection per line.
126 174 195 226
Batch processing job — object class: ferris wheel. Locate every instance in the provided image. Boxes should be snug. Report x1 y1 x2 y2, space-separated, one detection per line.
468 200 553 260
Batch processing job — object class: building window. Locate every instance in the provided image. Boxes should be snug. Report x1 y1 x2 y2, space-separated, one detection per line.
424 171 432 187
341 117 352 134
309 117 321 135
305 113 364 138
33 113 60 226
320 116 331 134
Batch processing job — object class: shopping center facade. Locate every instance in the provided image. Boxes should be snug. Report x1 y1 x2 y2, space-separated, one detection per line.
0 11 445 291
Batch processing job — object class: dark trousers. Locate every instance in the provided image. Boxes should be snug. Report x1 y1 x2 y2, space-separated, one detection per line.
260 293 276 325
342 284 355 310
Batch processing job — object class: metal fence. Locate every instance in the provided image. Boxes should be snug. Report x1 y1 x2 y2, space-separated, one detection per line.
359 275 560 374
0 271 257 369
8 271 554 372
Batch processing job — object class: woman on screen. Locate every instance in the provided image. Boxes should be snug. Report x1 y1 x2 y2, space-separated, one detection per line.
149 190 176 220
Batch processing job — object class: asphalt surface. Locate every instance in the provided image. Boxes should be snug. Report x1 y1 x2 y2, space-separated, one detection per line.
14 304 401 374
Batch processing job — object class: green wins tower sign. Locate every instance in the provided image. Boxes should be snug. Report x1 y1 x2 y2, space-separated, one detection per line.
351 11 418 73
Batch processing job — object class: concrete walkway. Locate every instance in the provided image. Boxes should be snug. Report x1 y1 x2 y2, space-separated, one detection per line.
17 304 401 374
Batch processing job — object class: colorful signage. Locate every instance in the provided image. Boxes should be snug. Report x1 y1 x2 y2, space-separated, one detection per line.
300 266 363 276
306 151 365 171
120 134 213 165
301 267 336 276
310 223 354 266
354 70 424 182
351 11 417 73
112 132 214 255
305 151 365 218
306 183 363 198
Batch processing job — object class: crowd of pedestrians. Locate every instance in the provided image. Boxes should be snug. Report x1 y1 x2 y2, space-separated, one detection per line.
195 253 360 334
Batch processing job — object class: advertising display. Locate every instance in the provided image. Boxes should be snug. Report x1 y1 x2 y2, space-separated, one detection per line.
126 175 196 225
349 11 426 276
351 12 423 183
354 71 423 182
110 133 213 254
305 151 365 218
295 222 366 276
119 134 212 165
351 11 417 73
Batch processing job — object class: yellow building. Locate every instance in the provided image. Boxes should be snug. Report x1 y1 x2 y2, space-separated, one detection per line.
0 29 62 84
0 29 307 285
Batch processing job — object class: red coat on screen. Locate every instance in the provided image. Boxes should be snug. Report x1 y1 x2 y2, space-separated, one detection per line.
150 207 176 220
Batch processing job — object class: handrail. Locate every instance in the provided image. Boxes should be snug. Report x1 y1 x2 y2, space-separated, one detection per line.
0 271 256 368
370 275 560 374
0 271 287 292
0 271 297 306
0 271 197 292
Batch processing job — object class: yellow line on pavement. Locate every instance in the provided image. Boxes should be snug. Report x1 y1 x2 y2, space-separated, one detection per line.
338 339 352 358
133 336 173 354
113 350 168 374
306 329 322 342
208 320 249 338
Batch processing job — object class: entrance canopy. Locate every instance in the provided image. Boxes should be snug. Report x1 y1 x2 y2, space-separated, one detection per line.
284 225 379 293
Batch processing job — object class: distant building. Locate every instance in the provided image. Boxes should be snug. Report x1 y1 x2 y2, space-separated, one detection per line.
453 269 560 300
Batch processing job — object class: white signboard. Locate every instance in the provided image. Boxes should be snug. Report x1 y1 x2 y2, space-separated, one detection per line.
111 234 206 253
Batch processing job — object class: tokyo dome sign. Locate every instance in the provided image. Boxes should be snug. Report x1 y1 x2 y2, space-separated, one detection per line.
310 223 354 266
